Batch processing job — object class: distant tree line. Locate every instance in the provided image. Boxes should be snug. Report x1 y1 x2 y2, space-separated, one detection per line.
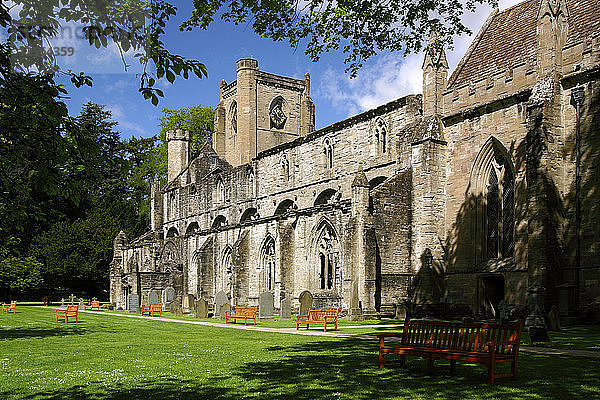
0 99 213 301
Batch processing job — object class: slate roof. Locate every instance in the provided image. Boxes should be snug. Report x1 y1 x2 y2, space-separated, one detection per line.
448 0 600 89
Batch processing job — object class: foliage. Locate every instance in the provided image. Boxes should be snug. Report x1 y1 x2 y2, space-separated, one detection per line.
1 308 599 399
0 72 79 256
28 208 121 296
184 0 498 76
0 256 43 294
1 0 206 104
158 105 214 158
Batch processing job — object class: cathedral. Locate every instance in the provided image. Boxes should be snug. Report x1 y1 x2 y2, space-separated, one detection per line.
110 0 600 323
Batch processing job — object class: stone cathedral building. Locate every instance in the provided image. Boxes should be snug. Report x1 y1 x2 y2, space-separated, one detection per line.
111 0 600 323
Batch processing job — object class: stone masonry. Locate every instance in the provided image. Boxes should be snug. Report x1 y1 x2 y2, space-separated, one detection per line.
111 0 600 323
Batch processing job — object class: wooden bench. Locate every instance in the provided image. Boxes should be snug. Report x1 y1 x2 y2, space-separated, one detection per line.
378 318 523 384
225 306 257 325
296 309 339 331
141 303 162 317
84 301 100 311
2 301 16 313
56 305 79 323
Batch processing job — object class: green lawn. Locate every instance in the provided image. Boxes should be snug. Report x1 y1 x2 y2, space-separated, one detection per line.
1 307 598 399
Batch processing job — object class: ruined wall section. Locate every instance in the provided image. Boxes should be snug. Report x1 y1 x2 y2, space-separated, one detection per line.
370 170 413 306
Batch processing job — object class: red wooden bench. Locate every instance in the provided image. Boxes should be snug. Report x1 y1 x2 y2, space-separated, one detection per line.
225 306 257 325
296 309 339 331
2 301 16 314
141 303 162 317
56 305 79 323
84 301 100 311
378 318 523 384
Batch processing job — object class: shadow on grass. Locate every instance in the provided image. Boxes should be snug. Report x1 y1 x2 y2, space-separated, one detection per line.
4 338 599 399
0 324 88 340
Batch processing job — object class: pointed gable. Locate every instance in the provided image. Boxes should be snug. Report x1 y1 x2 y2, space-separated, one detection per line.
448 0 600 90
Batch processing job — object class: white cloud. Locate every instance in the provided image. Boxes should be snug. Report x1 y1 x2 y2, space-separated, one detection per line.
106 104 147 136
318 53 424 118
319 0 524 116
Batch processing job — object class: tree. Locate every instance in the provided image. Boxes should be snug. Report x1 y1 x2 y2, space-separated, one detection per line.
2 0 497 100
184 0 498 76
28 208 122 297
0 256 43 300
158 105 214 158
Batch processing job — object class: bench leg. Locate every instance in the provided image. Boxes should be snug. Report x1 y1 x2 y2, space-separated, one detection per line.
400 355 406 368
379 351 385 369
511 359 518 380
427 357 434 373
450 360 456 374
488 362 495 385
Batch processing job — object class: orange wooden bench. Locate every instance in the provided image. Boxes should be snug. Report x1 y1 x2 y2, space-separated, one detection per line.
84 301 100 311
56 305 79 323
296 309 339 331
2 301 16 314
141 303 162 317
225 306 257 325
378 318 523 384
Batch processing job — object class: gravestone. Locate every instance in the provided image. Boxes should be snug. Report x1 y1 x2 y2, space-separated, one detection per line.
259 292 274 319
195 298 208 318
219 303 231 320
395 304 407 320
128 294 139 312
547 305 561 331
165 287 175 303
299 291 313 315
529 326 550 343
148 290 160 304
172 298 183 316
214 291 229 317
186 294 195 313
280 297 291 320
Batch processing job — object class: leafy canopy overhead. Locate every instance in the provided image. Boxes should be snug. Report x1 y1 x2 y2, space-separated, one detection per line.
2 0 498 105
184 0 499 76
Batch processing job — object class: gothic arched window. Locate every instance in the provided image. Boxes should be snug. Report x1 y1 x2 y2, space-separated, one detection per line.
374 117 387 154
260 237 276 292
471 137 515 262
323 139 333 170
216 178 224 204
229 101 238 133
485 156 514 259
313 220 339 290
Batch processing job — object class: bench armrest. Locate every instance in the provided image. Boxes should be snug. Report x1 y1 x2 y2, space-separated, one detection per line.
296 314 308 321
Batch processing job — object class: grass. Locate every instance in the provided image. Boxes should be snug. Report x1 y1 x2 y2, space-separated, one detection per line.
0 307 599 399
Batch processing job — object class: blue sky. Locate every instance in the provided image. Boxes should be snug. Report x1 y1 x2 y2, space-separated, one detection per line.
47 0 521 140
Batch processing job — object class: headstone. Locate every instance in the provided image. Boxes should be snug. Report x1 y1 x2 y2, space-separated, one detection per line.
148 290 160 304
395 304 407 320
195 298 208 318
214 291 229 317
128 294 139 312
280 297 291 320
259 292 274 319
165 287 175 303
185 294 195 313
547 305 561 331
219 303 231 320
172 299 183 316
529 326 550 343
299 291 313 315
